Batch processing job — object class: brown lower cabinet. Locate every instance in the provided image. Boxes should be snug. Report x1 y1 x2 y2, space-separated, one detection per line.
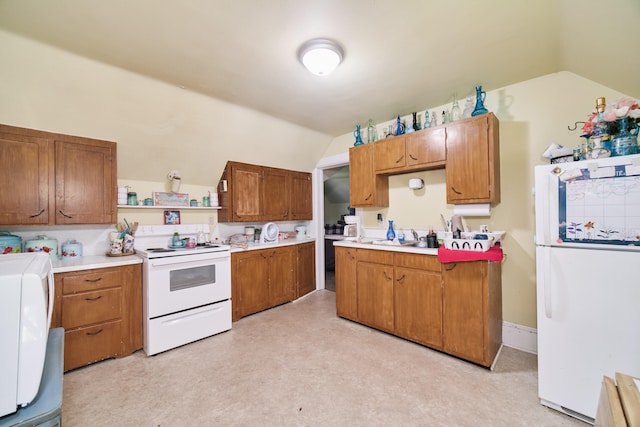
232 242 316 321
52 264 142 371
296 241 316 298
335 247 502 367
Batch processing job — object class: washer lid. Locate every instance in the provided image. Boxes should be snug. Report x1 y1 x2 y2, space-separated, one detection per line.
261 222 279 243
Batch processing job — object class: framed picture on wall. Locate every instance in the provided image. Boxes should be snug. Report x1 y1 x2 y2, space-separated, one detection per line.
164 210 180 225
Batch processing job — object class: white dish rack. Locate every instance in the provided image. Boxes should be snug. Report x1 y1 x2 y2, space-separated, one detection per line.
442 231 505 252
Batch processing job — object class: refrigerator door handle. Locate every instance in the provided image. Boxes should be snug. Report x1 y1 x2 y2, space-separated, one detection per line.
544 247 552 318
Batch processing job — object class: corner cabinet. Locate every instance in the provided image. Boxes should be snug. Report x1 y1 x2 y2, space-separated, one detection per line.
296 241 316 298
445 113 500 204
52 264 142 371
335 247 502 368
0 124 117 226
349 144 389 208
335 246 357 320
218 161 312 223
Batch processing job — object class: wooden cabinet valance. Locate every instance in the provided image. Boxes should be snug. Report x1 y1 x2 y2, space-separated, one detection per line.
217 161 312 223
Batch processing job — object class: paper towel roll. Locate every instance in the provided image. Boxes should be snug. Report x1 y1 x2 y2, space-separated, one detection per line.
453 203 491 217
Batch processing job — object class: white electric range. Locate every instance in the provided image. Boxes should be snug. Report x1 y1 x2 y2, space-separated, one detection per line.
135 225 231 356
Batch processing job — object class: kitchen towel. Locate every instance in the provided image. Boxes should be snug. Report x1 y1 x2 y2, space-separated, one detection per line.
437 245 504 263
453 203 491 217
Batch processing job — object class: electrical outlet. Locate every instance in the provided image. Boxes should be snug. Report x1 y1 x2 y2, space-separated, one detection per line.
377 213 383 224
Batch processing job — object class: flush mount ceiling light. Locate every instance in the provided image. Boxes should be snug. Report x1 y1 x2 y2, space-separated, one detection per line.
298 38 344 76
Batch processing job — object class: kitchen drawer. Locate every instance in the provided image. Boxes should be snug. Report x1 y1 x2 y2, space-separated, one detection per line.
61 287 122 329
64 319 123 371
60 268 123 294
395 253 441 272
357 248 393 265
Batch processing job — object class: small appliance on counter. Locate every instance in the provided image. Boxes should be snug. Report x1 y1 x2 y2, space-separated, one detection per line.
343 215 361 241
24 235 58 261
260 223 279 244
0 231 22 254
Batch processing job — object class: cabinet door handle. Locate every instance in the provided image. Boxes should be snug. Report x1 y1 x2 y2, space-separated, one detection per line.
365 193 372 201
445 263 457 271
84 295 102 301
85 277 102 283
450 186 463 195
86 328 104 336
396 274 405 283
29 208 45 218
395 155 405 164
409 154 418 161
383 271 392 281
58 209 73 218
261 253 268 259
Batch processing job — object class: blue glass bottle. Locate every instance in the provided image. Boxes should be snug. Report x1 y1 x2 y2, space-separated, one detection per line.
471 85 488 116
386 220 396 241
353 124 364 146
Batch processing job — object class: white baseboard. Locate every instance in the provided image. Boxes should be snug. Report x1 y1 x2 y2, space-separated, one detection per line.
502 321 537 354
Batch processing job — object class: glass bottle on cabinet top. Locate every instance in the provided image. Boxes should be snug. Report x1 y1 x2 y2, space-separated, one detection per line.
451 94 462 121
367 119 378 143
423 110 431 128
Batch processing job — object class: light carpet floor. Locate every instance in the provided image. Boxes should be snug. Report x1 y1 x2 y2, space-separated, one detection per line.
62 290 587 426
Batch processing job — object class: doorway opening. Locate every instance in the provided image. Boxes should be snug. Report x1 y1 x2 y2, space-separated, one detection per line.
323 165 350 291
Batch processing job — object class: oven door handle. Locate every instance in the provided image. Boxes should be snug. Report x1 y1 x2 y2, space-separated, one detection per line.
149 253 229 267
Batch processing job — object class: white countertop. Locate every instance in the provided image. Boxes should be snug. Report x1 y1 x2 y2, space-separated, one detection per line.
333 239 439 256
52 254 143 273
229 237 316 252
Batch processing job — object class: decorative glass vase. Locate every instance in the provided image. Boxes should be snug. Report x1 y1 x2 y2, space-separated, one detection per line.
366 119 378 143
354 124 364 146
451 94 462 121
386 220 396 241
471 85 488 116
610 117 639 157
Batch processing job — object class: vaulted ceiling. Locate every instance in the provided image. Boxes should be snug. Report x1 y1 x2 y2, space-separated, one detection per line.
1 0 638 137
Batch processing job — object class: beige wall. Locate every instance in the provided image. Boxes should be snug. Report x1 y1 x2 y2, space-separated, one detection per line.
323 71 629 328
0 29 332 189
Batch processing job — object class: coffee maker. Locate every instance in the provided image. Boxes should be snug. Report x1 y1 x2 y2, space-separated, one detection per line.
343 215 361 240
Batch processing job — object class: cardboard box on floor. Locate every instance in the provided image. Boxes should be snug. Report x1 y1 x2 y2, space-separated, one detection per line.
616 373 640 427
595 373 640 427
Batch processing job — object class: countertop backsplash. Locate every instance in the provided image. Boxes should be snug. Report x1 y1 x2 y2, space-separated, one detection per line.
3 225 115 257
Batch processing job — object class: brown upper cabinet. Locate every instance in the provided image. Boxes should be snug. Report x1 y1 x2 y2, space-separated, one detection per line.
445 113 500 204
349 144 389 208
374 127 446 174
0 124 117 226
217 161 312 223
349 112 499 208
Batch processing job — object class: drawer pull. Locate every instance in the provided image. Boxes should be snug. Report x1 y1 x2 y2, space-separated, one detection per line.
383 271 392 281
58 209 73 219
396 274 405 283
445 263 457 271
86 328 104 336
84 277 102 283
29 208 45 218
84 295 102 301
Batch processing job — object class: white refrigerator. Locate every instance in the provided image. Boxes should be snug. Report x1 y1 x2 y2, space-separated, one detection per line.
534 153 640 423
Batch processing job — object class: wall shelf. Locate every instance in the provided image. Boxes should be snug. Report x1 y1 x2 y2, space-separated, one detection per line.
117 205 221 210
